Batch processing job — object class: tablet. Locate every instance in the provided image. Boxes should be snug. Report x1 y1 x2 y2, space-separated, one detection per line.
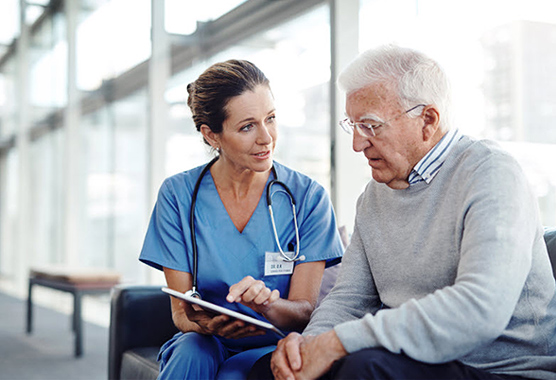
162 287 286 338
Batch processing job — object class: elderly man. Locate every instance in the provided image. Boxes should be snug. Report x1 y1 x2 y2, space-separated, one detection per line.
249 45 556 380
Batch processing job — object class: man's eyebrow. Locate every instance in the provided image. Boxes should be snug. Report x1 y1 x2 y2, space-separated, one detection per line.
359 113 385 124
342 112 385 124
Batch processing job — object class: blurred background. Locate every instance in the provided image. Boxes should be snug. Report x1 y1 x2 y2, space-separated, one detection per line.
0 0 555 366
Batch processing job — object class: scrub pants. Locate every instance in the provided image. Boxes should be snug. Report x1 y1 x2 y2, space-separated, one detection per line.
157 332 276 380
248 348 530 380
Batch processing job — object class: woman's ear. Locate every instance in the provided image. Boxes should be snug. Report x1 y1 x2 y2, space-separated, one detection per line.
422 105 441 142
200 125 220 150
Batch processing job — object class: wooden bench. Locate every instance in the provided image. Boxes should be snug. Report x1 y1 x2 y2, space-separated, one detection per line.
27 266 120 357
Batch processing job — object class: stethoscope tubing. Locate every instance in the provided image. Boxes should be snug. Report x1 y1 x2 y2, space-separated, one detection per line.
189 157 301 298
189 157 218 298
266 182 302 262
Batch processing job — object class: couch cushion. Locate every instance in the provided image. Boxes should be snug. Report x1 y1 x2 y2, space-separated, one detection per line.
120 347 159 380
544 228 556 279
318 264 341 306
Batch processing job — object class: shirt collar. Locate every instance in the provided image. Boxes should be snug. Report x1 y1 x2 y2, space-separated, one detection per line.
408 128 462 186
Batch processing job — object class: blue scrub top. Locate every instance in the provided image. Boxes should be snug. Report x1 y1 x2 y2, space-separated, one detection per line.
140 161 344 349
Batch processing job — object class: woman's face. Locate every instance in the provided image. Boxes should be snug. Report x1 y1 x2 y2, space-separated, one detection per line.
215 84 277 174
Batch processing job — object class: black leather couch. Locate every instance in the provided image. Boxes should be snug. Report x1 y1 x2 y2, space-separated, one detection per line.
108 228 556 380
109 285 177 380
107 262 341 380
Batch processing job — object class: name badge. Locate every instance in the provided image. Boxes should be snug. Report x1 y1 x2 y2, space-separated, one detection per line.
264 252 294 276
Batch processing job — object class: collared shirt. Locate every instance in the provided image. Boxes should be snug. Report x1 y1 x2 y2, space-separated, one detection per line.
408 128 462 186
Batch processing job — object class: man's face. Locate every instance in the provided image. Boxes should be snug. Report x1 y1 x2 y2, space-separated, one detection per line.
346 83 428 190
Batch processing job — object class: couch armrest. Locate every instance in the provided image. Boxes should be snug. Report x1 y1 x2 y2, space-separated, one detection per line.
108 285 178 380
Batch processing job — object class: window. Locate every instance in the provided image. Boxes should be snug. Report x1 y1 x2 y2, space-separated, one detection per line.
29 13 67 124
165 5 332 191
360 0 556 225
76 0 151 91
81 91 148 282
30 130 64 264
0 58 17 139
164 0 247 35
0 0 20 48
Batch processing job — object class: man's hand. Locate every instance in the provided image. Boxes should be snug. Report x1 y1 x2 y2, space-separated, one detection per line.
271 332 304 380
271 330 348 380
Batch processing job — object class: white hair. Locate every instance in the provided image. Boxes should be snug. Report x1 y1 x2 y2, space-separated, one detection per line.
338 44 452 131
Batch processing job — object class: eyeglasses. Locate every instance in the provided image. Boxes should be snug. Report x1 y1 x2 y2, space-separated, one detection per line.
339 104 426 137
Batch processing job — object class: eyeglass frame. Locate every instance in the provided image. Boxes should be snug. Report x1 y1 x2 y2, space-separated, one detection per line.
339 104 426 137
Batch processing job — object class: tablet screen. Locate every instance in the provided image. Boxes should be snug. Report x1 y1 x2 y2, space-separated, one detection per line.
162 287 286 338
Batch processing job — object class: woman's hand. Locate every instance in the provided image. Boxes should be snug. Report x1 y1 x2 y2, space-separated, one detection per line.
163 263 325 335
182 275 280 338
180 300 266 339
227 276 280 314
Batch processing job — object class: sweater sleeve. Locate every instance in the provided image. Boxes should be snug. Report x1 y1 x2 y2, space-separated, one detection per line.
334 150 541 363
303 209 382 336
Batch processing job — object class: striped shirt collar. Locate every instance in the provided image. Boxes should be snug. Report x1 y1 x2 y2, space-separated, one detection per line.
408 128 462 186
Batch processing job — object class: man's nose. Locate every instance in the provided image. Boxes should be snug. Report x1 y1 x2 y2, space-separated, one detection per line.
352 128 371 152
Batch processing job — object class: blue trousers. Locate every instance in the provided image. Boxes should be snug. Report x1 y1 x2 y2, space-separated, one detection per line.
157 332 276 380
248 348 530 380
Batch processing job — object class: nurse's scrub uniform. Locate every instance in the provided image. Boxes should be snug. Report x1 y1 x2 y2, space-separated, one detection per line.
139 161 344 380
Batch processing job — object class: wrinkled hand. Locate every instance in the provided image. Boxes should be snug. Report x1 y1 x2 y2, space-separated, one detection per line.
272 331 347 380
271 332 304 380
227 276 280 314
180 300 265 339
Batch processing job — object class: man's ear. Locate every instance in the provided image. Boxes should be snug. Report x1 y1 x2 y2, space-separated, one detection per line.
200 125 220 150
422 105 441 142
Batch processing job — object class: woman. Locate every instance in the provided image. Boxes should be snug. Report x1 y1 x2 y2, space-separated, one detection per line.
139 59 343 380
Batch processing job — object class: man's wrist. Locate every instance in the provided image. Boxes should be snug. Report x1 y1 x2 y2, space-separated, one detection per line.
321 329 348 360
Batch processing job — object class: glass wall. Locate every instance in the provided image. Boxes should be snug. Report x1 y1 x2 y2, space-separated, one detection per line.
359 0 556 225
1 0 555 306
165 5 332 190
29 129 64 265
165 62 214 177
164 0 247 35
76 0 151 91
81 90 148 282
81 107 113 268
0 56 16 279
106 92 148 281
0 151 19 280
0 0 20 49
2 0 336 298
0 58 17 139
28 12 67 125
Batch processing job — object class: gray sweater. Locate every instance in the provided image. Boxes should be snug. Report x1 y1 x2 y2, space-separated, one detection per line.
305 136 556 379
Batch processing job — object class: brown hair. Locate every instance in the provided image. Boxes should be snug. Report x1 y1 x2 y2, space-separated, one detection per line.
187 59 270 144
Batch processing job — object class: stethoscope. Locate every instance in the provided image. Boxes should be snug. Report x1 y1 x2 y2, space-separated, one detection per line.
188 157 304 298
